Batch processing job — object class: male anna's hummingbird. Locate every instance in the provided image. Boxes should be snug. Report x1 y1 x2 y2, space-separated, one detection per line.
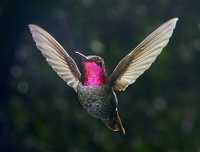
29 18 178 134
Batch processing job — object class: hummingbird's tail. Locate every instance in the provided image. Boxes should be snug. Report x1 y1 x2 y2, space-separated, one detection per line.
104 110 126 134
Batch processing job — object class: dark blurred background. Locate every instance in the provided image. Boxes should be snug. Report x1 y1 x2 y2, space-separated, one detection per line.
1 0 200 151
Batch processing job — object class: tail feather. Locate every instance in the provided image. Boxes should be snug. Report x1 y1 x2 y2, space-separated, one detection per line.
104 110 126 134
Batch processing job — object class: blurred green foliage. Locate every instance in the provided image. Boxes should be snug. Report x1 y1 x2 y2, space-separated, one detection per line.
1 0 200 151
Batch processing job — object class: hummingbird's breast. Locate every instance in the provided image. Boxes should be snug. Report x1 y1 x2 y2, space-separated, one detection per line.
77 83 116 121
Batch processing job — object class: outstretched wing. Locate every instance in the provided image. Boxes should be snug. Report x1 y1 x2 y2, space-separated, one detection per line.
110 18 178 91
29 24 81 92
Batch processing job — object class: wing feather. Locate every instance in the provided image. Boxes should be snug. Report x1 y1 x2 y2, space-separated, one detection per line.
29 24 81 92
110 18 178 91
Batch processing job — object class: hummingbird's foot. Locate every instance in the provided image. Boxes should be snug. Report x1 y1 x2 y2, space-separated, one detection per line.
104 110 126 134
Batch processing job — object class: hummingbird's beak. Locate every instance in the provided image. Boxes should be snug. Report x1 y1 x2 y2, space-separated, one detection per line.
75 51 88 61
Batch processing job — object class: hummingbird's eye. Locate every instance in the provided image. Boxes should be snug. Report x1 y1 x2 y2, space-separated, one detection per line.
97 61 102 66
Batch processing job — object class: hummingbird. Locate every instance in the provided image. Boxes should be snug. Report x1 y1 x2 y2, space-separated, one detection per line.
29 18 178 134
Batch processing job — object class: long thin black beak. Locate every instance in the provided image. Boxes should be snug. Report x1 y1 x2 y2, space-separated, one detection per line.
75 51 88 60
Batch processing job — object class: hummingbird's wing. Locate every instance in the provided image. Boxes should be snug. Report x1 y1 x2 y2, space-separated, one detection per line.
29 24 81 92
110 18 178 91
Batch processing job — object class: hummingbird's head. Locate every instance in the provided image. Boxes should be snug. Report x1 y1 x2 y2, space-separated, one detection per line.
75 52 106 86
85 55 105 69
